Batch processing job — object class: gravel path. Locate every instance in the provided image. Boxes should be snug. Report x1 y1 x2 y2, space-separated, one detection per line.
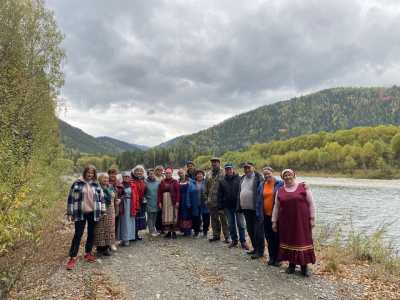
95 234 346 300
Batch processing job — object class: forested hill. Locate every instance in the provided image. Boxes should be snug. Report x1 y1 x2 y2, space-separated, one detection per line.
59 119 147 154
194 125 400 179
157 87 400 155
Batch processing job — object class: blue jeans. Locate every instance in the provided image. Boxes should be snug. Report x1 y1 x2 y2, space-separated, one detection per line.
224 208 246 242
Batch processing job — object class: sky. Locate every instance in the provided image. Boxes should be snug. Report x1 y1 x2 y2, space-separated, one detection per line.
47 0 400 147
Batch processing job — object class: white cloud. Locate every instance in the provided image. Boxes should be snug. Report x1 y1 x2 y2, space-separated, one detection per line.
48 0 400 146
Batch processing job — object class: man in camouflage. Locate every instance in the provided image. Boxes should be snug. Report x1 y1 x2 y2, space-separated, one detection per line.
205 157 230 243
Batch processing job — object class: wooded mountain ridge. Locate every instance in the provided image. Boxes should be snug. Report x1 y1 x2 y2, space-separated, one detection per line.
116 86 400 168
59 119 148 155
155 86 400 155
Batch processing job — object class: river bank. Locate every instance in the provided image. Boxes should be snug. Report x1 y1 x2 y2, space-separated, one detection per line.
202 169 400 180
295 170 400 180
5 198 400 299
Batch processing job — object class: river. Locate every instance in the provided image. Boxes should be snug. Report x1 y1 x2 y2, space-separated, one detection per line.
299 176 400 250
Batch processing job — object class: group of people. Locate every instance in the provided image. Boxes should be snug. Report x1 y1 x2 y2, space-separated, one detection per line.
65 157 316 277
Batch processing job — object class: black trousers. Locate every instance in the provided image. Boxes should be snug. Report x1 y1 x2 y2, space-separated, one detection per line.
69 212 95 258
192 216 201 234
192 213 210 234
155 210 163 233
243 209 265 255
264 215 279 262
202 212 210 234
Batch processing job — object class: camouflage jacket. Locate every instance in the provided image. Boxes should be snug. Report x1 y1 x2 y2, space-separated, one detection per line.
205 168 225 208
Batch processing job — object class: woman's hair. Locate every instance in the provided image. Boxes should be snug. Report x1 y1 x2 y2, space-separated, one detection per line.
195 169 205 176
107 167 119 175
98 173 109 185
83 165 97 179
132 165 146 178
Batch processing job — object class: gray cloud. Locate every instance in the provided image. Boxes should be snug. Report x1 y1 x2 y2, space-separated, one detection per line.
48 0 400 146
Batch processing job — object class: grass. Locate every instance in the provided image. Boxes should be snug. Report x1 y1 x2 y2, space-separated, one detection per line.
315 222 400 278
0 171 70 297
314 222 400 299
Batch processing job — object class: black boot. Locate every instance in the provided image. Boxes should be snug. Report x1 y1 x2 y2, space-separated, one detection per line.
171 232 177 239
209 236 220 242
286 263 296 274
268 258 281 267
103 247 112 256
251 253 263 259
228 240 238 248
301 265 310 277
96 246 104 256
164 232 172 238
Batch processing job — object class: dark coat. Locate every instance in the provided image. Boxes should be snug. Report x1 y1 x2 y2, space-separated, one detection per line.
217 173 241 210
237 172 264 211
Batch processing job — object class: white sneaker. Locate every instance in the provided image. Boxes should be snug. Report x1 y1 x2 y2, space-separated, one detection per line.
151 233 159 237
111 245 117 251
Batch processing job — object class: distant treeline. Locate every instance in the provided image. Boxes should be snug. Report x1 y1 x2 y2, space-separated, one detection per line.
116 146 199 170
114 125 400 178
194 125 400 178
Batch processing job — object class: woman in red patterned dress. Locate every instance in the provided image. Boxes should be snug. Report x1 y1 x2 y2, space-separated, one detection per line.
157 168 180 239
272 169 316 277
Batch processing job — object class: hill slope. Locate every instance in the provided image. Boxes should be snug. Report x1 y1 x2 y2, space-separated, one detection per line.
156 86 400 155
59 120 147 154
96 136 148 151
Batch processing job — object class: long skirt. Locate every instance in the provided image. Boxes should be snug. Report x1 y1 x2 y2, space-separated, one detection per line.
119 197 136 241
94 203 115 247
277 185 316 265
179 204 192 231
162 192 178 230
135 203 147 231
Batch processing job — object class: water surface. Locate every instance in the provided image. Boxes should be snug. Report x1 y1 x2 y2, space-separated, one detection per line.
299 176 400 249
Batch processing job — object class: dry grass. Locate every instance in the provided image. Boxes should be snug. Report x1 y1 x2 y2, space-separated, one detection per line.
3 199 124 299
314 223 400 300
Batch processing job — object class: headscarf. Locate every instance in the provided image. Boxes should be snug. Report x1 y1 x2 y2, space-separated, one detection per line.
165 167 174 173
122 171 131 177
281 168 295 178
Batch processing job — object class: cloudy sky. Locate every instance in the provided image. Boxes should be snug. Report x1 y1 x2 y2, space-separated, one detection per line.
47 0 400 146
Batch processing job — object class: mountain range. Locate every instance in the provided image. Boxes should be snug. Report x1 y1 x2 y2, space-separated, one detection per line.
153 86 400 156
59 119 148 155
60 86 400 159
